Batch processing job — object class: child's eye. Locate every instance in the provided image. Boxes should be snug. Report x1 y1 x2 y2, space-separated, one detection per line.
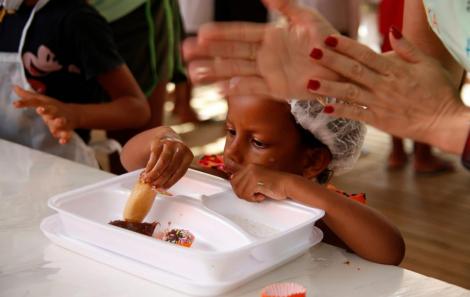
226 127 236 137
251 138 267 149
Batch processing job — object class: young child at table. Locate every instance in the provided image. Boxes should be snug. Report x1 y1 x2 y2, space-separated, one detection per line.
0 0 150 167
120 96 405 265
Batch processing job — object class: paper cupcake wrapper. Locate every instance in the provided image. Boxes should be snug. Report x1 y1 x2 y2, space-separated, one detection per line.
261 282 306 297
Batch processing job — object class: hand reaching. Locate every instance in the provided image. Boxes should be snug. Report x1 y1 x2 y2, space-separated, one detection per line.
141 134 194 190
13 85 79 144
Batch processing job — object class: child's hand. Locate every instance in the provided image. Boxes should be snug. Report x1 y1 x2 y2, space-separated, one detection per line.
13 86 79 144
230 164 292 203
141 135 194 190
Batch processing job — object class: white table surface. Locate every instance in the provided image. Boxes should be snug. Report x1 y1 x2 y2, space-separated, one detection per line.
1 139 469 297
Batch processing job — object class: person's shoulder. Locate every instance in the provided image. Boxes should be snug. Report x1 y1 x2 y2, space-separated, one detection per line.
42 0 93 14
51 0 113 42
45 0 106 26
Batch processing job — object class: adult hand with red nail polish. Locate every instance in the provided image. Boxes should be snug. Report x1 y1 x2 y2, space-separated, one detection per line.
183 0 341 100
311 33 470 155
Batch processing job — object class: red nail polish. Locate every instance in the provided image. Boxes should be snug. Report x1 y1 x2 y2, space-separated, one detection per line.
324 36 338 47
390 26 402 40
307 79 320 91
310 48 323 60
323 105 335 114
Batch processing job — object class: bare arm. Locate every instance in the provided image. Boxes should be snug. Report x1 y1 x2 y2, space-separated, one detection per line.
74 65 151 130
286 175 405 265
230 164 405 265
121 126 181 171
13 64 150 144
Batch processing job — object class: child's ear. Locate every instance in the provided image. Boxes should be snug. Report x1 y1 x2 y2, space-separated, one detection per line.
301 147 332 180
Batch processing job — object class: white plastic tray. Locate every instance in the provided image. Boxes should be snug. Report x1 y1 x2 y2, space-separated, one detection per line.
41 215 323 296
46 169 325 283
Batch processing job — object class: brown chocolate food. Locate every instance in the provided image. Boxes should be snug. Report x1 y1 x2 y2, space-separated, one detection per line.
109 220 159 236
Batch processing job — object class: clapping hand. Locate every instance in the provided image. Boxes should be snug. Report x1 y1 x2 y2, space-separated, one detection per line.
13 85 79 144
184 0 339 100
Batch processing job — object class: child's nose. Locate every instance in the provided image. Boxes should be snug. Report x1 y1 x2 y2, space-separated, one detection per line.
225 138 244 164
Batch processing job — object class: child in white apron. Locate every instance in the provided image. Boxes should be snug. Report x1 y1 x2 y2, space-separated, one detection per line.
0 0 98 167
0 0 152 168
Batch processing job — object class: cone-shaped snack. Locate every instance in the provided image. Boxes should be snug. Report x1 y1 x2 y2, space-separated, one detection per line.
123 179 156 223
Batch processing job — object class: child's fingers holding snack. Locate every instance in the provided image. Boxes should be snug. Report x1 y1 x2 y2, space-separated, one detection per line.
144 140 176 180
153 142 193 189
144 141 164 176
143 137 194 189
160 149 193 189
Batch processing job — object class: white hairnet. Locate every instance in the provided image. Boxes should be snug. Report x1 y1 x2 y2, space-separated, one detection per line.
290 99 366 175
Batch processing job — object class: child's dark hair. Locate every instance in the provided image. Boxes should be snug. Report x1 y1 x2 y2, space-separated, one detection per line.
294 121 333 184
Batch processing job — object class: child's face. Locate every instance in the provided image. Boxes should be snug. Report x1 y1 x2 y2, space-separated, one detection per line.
224 96 329 177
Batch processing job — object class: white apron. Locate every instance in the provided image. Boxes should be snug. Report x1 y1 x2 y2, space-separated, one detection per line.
0 0 99 167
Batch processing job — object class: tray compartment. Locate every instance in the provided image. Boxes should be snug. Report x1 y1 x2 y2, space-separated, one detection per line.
202 192 325 261
47 169 324 282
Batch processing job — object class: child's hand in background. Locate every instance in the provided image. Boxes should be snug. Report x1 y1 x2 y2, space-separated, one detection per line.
13 86 79 144
141 131 194 190
230 164 293 203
